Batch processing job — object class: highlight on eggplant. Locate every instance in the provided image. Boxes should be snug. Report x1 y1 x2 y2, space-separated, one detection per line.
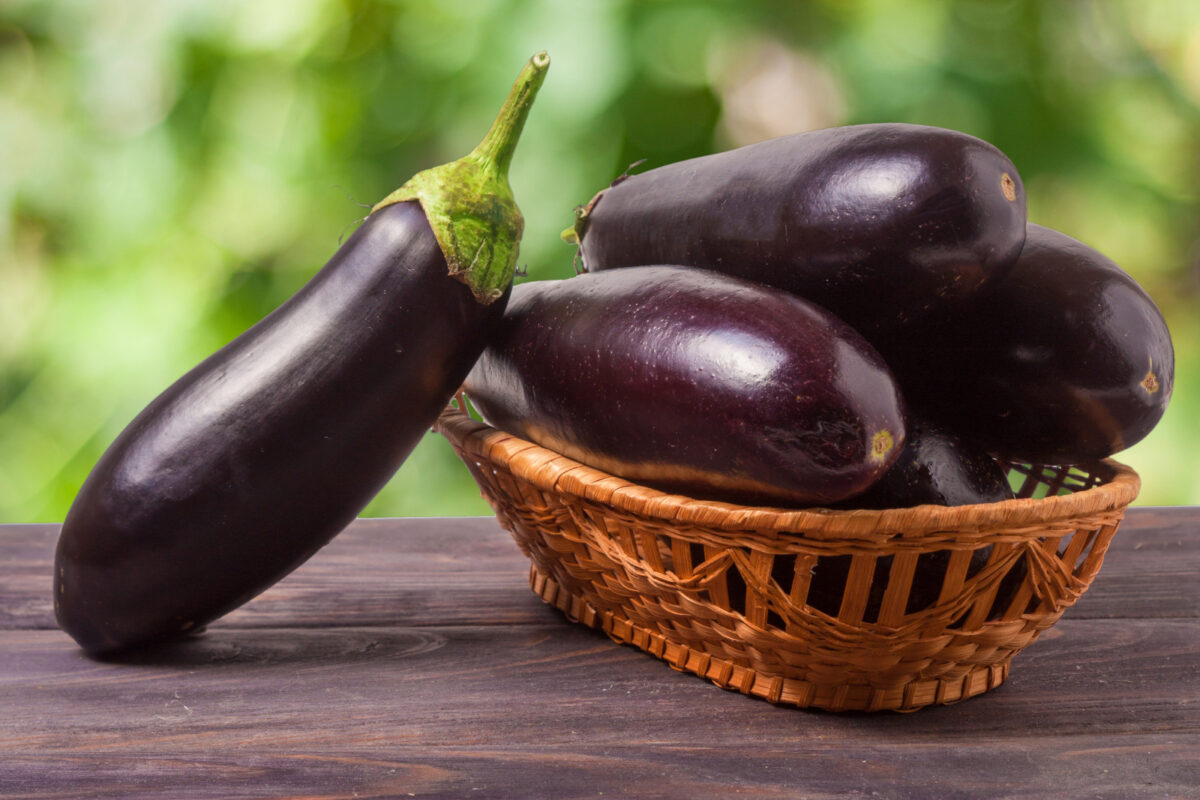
53 52 550 656
463 265 907 508
564 123 1027 342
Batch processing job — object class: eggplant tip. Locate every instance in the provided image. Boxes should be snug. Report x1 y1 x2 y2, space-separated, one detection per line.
871 429 896 462
1001 172 1017 202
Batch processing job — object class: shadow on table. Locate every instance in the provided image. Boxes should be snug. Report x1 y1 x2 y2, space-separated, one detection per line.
85 625 451 669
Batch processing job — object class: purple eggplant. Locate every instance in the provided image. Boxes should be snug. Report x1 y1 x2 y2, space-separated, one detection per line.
884 223 1174 465
810 421 1018 622
802 545 1025 624
565 123 1026 340
840 419 1014 510
463 266 906 508
53 53 550 655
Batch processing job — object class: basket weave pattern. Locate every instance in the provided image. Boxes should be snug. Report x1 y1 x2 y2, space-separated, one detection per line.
435 405 1141 712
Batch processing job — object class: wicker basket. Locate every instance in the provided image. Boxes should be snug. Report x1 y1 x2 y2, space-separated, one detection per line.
434 403 1141 712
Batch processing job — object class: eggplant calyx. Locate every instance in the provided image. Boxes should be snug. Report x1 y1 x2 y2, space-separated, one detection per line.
560 208 586 246
561 158 645 246
560 192 600 246
372 51 550 305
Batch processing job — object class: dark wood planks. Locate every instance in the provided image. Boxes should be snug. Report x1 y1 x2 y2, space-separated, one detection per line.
4 736 1199 800
1067 506 1200 619
2 619 1198 742
2 509 1198 799
7 508 1199 631
2 620 1198 798
2 517 544 632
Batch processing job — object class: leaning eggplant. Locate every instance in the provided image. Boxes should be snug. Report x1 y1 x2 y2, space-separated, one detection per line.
464 266 906 508
54 53 550 655
565 123 1026 340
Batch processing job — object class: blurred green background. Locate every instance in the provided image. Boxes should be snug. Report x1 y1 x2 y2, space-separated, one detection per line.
1 0 1197 522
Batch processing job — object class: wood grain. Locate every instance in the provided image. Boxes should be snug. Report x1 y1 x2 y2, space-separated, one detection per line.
2 509 1198 799
8 509 1198 631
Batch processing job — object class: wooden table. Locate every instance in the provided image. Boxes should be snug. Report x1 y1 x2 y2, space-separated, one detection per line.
2 508 1197 799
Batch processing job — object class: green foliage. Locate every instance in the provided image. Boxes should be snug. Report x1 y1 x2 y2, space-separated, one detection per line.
1 0 1197 521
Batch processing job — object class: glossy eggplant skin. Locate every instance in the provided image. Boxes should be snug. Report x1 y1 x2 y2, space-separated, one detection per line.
572 123 1026 339
840 419 1014 510
463 266 906 507
55 202 507 655
884 224 1174 464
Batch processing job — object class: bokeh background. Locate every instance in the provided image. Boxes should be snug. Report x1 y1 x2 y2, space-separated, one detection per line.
1 0 1197 521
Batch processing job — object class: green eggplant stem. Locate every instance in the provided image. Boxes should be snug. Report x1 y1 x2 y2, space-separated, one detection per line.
472 50 550 176
372 51 550 304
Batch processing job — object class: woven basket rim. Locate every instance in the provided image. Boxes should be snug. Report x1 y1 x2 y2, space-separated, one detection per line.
435 405 1141 541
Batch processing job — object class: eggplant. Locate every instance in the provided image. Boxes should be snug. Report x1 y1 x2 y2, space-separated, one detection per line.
802 546 1025 624
839 419 1014 510
564 123 1027 340
883 223 1174 465
463 266 906 508
810 422 1018 622
53 53 550 655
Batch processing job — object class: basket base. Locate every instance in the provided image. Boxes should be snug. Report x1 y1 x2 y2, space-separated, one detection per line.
530 566 1010 713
